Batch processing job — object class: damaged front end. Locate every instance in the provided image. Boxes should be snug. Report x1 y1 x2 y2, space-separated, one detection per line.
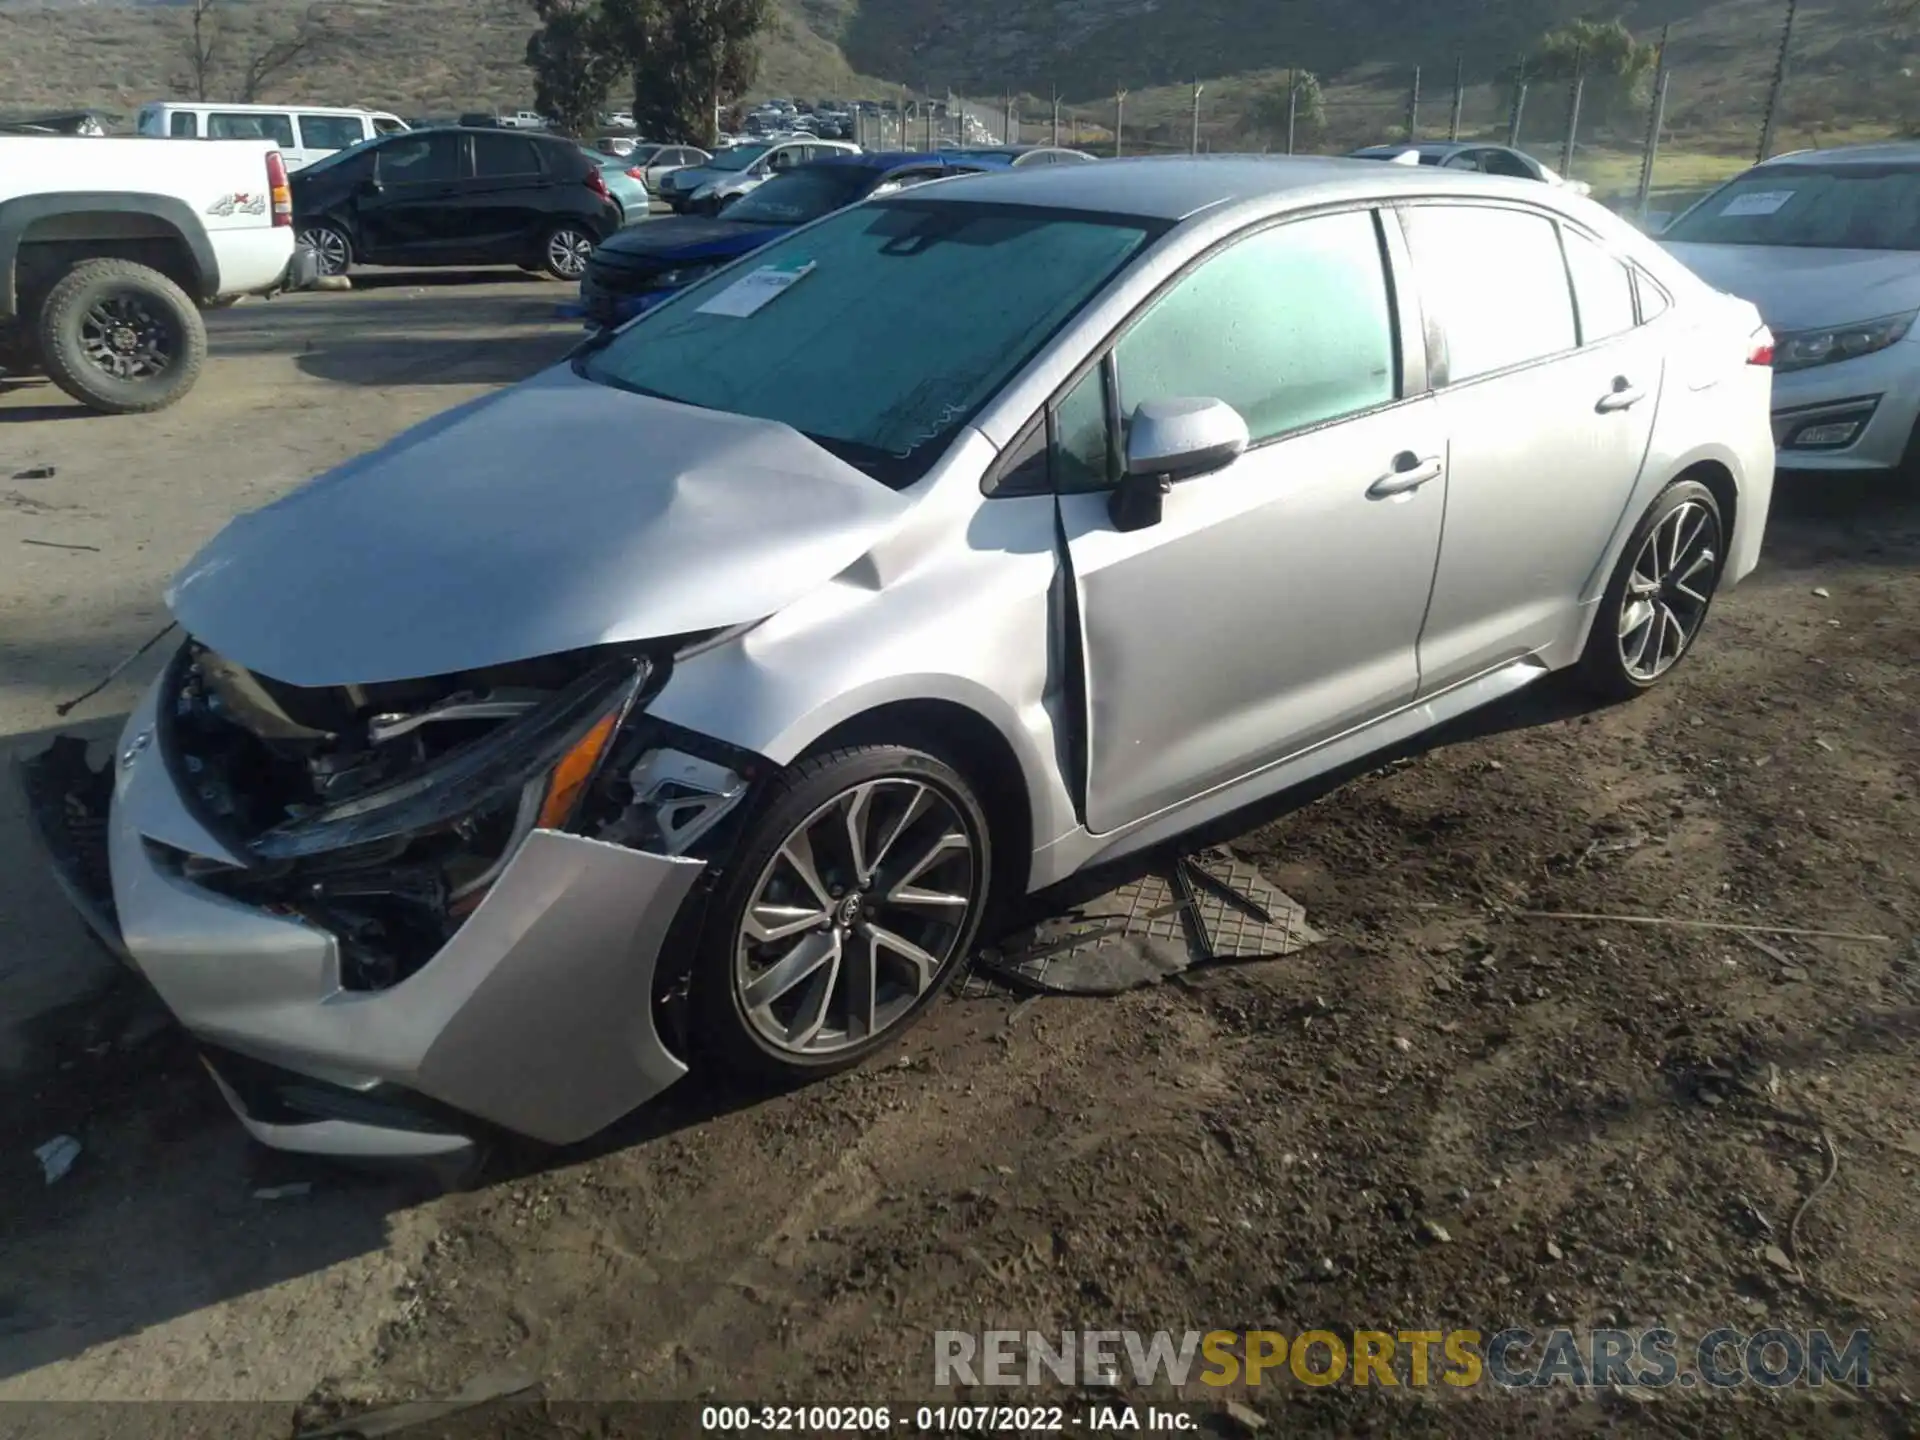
19 634 768 1152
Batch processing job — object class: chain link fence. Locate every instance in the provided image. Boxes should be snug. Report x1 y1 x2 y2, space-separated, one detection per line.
830 34 1907 230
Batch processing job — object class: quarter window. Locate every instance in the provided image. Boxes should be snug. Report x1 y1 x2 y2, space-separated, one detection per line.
1113 209 1397 445
1054 364 1115 492
1561 227 1638 343
169 111 198 138
1402 204 1577 383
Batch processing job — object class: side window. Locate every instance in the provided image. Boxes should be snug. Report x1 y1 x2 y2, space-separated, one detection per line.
377 133 462 184
1440 151 1483 171
1113 209 1397 446
1561 227 1637 344
298 113 364 151
473 132 542 177
371 115 407 136
1054 364 1116 493
1634 269 1671 322
1401 204 1577 383
170 111 198 138
208 111 295 147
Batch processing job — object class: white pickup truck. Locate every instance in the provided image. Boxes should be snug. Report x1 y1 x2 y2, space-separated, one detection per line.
0 134 316 413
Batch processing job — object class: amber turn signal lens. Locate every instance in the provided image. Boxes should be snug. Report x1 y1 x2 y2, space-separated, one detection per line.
536 713 618 830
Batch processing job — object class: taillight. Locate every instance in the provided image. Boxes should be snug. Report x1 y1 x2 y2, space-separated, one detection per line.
266 149 292 227
1748 325 1776 367
625 166 646 181
586 169 612 200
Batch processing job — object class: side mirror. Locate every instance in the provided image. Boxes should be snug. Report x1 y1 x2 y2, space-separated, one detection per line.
1110 397 1250 533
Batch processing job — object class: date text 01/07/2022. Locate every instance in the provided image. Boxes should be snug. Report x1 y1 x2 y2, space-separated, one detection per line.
698 1404 1196 1432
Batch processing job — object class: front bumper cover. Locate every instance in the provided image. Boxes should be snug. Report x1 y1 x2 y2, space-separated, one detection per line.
20 671 708 1156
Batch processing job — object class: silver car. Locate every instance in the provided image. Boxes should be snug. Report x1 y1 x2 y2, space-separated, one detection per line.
22 157 1775 1163
1660 141 1920 476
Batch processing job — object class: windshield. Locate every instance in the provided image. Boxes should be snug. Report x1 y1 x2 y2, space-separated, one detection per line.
1664 163 1920 250
708 143 771 172
580 202 1159 488
724 165 876 225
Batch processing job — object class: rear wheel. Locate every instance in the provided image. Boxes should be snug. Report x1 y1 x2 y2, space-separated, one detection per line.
36 258 206 415
537 222 595 280
690 746 992 1083
1578 478 1725 700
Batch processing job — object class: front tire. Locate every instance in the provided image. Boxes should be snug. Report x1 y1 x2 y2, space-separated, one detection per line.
299 222 352 278
36 259 206 415
691 745 992 1084
1578 478 1725 701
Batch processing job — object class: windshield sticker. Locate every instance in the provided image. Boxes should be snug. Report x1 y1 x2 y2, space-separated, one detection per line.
1719 190 1793 218
695 259 816 318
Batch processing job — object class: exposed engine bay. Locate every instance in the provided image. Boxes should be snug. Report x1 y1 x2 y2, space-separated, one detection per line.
160 639 754 992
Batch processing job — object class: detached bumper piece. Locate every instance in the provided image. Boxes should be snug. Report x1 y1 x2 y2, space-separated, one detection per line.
14 735 130 964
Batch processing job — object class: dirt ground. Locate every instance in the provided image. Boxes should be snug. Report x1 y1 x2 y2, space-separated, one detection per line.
2 276 1917 1437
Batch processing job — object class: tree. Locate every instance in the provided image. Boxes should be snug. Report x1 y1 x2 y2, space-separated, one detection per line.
178 0 224 102
173 1 351 104
1245 71 1325 148
600 0 772 146
237 5 352 103
1527 17 1658 122
525 0 621 135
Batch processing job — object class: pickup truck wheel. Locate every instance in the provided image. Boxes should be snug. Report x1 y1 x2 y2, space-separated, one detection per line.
37 259 207 415
299 223 352 277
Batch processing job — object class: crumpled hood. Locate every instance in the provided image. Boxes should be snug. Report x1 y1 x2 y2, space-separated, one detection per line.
167 365 910 687
1662 242 1920 333
594 215 781 266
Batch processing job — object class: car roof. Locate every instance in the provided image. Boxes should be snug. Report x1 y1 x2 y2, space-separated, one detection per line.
1757 139 1920 168
901 153 1571 222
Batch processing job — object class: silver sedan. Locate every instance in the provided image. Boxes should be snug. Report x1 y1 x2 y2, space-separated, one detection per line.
23 157 1775 1162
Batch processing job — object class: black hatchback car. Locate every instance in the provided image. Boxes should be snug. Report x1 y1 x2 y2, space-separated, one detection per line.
291 127 625 280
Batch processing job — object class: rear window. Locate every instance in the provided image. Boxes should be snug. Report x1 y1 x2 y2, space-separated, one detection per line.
723 165 877 224
581 202 1160 488
1664 163 1920 251
208 111 294 147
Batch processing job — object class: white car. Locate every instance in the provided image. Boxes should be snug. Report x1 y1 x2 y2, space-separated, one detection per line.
661 138 860 214
136 101 408 171
1660 141 1920 477
1352 142 1593 198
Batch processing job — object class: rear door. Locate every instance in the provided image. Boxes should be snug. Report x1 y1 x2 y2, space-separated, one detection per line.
462 131 551 257
1401 202 1664 692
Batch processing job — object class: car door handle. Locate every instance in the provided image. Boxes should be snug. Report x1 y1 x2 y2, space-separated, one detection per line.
1368 453 1444 499
1597 378 1647 412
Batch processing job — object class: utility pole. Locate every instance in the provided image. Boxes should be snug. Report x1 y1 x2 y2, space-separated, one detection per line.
1405 65 1421 141
1756 0 1798 162
1190 79 1203 154
1114 88 1126 157
1448 55 1464 141
1559 44 1585 176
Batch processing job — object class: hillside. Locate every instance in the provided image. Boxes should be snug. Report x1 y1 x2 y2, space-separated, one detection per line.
0 0 1909 159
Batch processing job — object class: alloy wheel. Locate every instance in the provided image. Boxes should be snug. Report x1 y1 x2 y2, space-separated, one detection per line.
300 226 349 277
77 292 175 381
546 227 592 279
733 778 979 1057
1617 498 1720 683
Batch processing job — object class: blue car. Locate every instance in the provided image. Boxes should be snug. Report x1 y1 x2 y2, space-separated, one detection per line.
579 151 987 330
